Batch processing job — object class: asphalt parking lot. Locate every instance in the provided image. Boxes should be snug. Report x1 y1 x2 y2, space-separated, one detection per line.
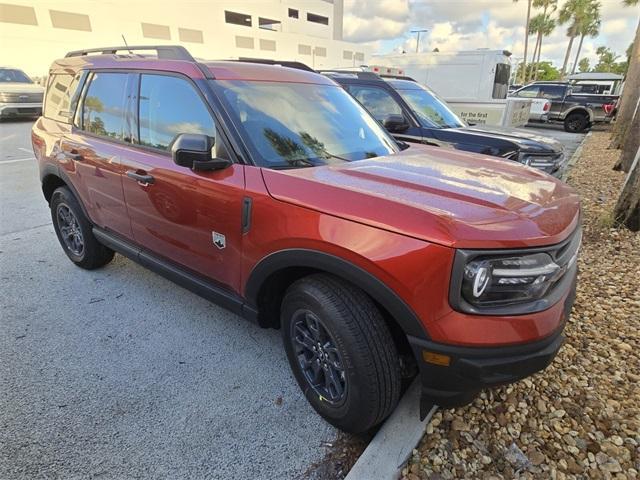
524 122 587 174
0 120 336 478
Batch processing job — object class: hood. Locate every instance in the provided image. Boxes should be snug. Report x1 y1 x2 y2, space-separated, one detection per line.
0 82 44 94
261 145 580 249
456 124 563 154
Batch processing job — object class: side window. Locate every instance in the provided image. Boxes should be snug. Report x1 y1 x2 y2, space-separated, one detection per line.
346 85 403 122
540 85 565 100
81 72 128 139
44 73 81 123
515 86 541 98
138 74 215 151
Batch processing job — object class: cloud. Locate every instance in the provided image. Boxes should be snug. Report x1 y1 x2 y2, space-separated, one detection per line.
343 0 639 68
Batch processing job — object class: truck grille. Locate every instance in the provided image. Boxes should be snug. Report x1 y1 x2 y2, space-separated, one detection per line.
0 92 43 103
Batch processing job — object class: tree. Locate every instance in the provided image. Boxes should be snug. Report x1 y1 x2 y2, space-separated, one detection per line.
570 1 601 74
593 46 621 72
613 104 640 230
527 0 558 80
611 20 640 161
558 0 599 76
515 60 561 80
514 0 534 83
578 57 590 72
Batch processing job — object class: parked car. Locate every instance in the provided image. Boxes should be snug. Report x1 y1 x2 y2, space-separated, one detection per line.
0 67 44 119
33 46 581 433
325 71 565 174
511 81 618 132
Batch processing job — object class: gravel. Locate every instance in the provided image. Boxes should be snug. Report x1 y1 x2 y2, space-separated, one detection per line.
401 131 640 480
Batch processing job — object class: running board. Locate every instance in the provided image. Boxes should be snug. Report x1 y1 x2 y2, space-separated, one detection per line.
92 227 259 323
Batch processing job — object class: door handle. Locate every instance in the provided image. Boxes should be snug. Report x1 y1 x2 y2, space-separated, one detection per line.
126 170 155 186
67 149 83 161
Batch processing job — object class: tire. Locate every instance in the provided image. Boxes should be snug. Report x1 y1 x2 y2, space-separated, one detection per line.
281 274 401 433
50 186 114 269
564 112 589 133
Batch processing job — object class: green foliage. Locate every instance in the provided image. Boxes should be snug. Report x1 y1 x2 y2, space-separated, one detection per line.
516 61 561 80
593 46 628 74
578 58 590 72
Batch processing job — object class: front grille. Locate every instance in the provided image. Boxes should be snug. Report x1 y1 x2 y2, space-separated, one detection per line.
0 92 43 103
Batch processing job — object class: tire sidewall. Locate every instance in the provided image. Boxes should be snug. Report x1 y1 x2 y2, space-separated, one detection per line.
281 284 376 430
565 114 588 133
51 189 88 263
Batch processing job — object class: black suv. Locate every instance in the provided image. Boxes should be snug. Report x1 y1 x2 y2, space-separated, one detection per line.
326 72 565 174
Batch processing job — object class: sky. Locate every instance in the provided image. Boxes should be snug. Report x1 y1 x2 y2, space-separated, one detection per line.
343 0 639 70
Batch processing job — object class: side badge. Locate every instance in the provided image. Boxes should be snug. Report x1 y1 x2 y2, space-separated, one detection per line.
212 231 226 250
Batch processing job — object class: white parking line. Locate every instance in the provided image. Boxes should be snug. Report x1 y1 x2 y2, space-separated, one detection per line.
18 147 33 154
0 157 35 165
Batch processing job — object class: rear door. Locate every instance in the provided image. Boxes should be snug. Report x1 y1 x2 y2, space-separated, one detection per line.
538 85 566 119
59 71 133 238
119 72 245 292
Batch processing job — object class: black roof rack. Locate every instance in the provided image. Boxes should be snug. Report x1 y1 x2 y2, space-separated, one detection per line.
233 58 315 72
319 70 381 80
65 45 195 61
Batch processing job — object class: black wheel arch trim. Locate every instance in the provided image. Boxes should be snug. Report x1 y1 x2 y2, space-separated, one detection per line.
245 248 430 340
40 163 92 221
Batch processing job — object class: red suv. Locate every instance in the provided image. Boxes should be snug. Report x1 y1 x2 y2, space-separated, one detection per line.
32 46 581 433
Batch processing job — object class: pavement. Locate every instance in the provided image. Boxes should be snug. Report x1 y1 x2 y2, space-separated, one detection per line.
0 119 336 479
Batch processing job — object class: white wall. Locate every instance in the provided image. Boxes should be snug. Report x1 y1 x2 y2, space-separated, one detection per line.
0 0 370 77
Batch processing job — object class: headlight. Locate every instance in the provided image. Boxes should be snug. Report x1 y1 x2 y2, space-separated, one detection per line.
519 152 562 170
450 227 581 315
461 253 561 308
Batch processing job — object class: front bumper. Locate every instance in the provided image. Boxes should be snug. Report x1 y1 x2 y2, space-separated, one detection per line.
0 103 42 118
409 275 576 418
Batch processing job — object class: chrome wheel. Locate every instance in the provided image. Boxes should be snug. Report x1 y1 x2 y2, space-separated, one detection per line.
291 310 347 405
56 203 84 256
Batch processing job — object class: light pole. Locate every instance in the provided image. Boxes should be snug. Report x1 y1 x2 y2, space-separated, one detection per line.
411 29 428 53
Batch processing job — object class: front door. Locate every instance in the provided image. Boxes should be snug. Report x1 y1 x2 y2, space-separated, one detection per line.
120 73 245 292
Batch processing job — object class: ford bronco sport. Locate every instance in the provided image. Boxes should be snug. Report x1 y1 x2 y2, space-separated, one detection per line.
32 46 581 433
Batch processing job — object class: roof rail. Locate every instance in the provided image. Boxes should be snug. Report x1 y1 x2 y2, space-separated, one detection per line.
319 70 381 80
65 45 195 61
379 74 418 82
234 57 315 72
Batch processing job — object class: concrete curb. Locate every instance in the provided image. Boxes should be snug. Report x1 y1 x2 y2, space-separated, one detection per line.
345 380 437 480
561 131 592 182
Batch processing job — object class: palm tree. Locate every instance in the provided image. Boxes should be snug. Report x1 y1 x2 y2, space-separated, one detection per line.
514 0 533 83
558 0 599 76
528 12 557 80
571 1 601 74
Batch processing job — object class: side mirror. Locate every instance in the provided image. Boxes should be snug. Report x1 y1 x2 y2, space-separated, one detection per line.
171 133 231 171
383 114 409 133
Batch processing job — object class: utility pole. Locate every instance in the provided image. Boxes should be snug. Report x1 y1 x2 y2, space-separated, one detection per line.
411 29 428 53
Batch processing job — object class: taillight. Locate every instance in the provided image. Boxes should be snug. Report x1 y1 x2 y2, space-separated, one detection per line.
603 103 615 115
543 101 550 112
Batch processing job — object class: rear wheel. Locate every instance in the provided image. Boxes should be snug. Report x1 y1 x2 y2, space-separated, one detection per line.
564 112 589 133
50 186 114 269
281 274 401 433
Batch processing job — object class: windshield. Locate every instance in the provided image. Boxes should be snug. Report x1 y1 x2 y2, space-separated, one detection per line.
215 80 399 168
0 68 33 83
395 86 465 129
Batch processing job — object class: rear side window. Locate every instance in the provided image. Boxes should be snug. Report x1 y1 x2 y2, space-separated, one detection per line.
492 63 510 99
81 72 128 139
540 85 565 100
44 73 81 123
515 85 541 98
346 85 403 122
138 74 215 150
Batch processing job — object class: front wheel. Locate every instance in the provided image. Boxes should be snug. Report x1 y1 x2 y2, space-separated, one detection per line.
281 274 401 433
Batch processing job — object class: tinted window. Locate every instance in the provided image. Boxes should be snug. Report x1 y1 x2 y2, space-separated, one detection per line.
82 72 128 139
44 73 81 123
0 68 32 83
540 85 565 100
346 85 403 122
217 80 398 168
515 86 541 98
492 63 510 99
139 74 215 151
396 86 465 129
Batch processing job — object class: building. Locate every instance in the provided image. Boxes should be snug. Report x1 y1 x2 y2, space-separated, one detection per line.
0 0 370 76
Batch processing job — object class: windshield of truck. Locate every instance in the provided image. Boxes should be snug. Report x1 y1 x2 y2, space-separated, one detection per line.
215 80 399 168
0 68 33 83
395 85 465 129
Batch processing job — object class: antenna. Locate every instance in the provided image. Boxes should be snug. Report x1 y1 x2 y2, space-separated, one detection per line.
121 35 133 54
